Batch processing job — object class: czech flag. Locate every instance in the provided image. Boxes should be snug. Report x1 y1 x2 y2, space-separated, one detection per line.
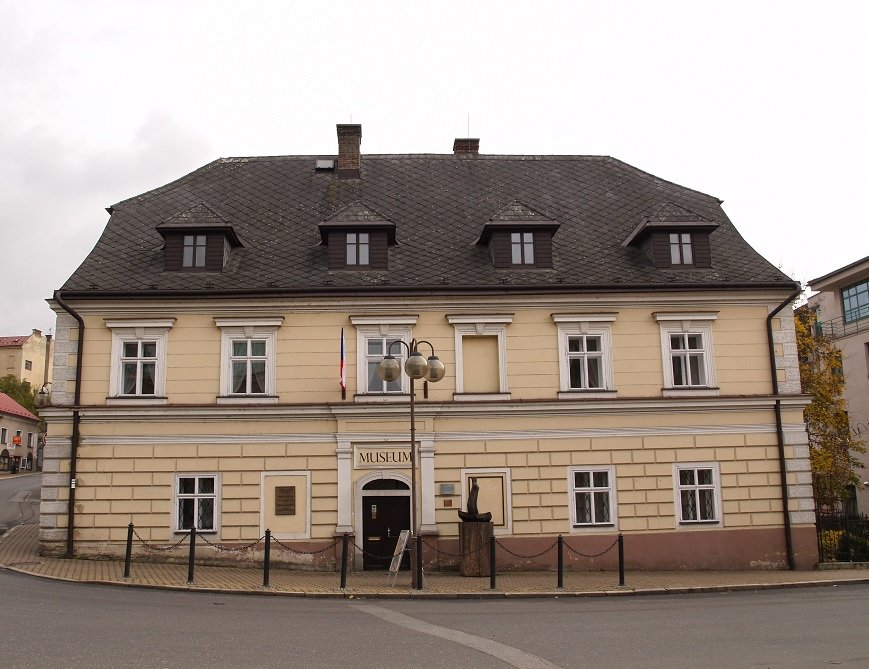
339 327 346 393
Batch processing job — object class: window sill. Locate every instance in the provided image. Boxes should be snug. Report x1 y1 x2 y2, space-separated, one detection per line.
107 396 169 406
570 524 616 531
677 520 722 528
216 395 278 405
174 530 218 535
662 387 720 398
453 393 512 402
558 390 617 400
354 394 411 404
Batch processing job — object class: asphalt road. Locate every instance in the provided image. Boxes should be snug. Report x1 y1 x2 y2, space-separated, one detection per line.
1 570 867 669
0 472 41 534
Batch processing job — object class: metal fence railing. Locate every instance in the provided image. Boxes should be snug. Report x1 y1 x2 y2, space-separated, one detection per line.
816 511 869 563
120 524 627 590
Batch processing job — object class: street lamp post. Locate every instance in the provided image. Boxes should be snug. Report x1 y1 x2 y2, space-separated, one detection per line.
378 339 445 590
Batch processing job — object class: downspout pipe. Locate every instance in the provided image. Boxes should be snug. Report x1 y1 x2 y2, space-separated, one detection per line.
766 285 802 570
53 291 84 558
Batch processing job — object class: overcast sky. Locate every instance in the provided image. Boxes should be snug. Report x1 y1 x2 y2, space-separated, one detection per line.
2 1 866 336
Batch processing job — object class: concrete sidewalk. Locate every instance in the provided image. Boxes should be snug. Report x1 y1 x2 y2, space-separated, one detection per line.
1 523 868 599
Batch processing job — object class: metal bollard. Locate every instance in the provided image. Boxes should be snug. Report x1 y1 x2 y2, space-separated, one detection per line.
187 527 197 584
340 533 349 589
557 534 563 589
123 523 134 578
415 534 423 590
263 529 271 588
489 535 496 590
618 533 625 586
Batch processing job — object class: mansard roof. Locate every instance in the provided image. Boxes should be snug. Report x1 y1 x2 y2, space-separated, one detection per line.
60 147 796 297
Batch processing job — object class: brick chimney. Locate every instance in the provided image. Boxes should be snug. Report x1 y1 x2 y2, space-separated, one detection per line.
453 138 480 157
336 124 362 178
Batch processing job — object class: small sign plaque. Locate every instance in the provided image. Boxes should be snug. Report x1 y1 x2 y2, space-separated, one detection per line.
274 486 296 516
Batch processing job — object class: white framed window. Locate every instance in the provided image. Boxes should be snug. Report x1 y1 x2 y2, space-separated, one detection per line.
215 318 283 403
27 433 33 448
511 232 534 265
230 338 267 394
183 234 207 268
1 427 7 444
122 339 157 394
569 466 617 529
669 232 693 265
447 314 512 400
106 319 175 404
24 360 33 371
674 463 721 526
553 314 616 399
174 473 219 533
349 316 417 400
655 313 718 397
347 232 370 266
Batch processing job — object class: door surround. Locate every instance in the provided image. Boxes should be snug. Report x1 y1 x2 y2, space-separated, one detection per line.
354 470 411 569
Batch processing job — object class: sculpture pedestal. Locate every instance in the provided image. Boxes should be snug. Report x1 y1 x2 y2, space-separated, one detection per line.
459 521 493 577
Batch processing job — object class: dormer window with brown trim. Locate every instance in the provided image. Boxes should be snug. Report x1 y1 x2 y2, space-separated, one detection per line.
157 203 242 273
621 203 717 270
318 202 396 271
476 201 559 270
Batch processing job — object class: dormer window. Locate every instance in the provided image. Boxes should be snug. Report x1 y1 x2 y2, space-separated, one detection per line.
183 235 207 268
511 232 535 265
669 233 693 266
621 203 717 270
318 202 396 271
476 201 559 270
157 203 242 273
347 233 370 266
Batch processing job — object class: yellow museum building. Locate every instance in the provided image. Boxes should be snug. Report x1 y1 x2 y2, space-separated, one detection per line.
39 125 816 571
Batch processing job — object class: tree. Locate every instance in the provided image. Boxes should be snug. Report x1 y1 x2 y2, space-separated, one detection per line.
0 374 38 415
794 307 865 510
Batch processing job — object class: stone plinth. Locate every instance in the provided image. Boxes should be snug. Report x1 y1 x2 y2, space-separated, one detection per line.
459 521 493 577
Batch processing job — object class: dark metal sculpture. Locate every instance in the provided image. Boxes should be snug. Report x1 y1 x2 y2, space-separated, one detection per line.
458 477 492 522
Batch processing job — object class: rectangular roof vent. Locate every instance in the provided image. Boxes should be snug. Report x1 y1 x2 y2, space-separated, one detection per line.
315 159 336 171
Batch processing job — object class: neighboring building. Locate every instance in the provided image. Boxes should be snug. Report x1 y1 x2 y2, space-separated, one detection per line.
0 329 53 390
40 124 816 570
808 255 869 513
0 392 40 472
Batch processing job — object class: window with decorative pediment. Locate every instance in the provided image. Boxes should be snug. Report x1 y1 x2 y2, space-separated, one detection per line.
106 319 175 404
214 318 283 403
655 312 719 397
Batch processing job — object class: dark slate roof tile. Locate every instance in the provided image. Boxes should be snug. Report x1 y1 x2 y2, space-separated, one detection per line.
61 153 795 295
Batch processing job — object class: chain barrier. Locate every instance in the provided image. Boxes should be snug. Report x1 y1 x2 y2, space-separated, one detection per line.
563 536 619 559
199 533 264 553
494 537 558 560
271 536 338 556
132 528 188 552
419 537 486 559
348 537 400 560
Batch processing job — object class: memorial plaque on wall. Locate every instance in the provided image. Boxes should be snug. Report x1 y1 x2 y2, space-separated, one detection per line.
275 486 296 515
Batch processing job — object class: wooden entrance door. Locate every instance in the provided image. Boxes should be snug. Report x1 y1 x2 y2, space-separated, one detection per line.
361 492 410 570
